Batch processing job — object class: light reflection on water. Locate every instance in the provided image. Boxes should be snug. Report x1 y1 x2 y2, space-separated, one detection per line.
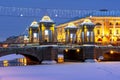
0 58 27 67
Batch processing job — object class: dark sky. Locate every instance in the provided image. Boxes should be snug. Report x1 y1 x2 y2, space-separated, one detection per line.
0 0 119 41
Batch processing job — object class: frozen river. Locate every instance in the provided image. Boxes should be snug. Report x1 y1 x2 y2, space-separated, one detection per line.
0 62 120 80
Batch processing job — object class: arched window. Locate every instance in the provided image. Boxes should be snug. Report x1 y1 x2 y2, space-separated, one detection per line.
109 23 113 25
116 22 119 25
96 23 102 26
97 38 102 42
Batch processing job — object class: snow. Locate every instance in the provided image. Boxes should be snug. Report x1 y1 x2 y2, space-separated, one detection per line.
0 62 120 80
0 54 24 61
30 21 39 27
65 22 77 29
41 60 57 64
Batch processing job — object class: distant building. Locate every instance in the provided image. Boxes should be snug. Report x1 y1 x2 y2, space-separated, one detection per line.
5 35 24 43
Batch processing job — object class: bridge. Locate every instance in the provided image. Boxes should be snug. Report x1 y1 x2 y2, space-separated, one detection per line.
1 44 120 63
0 45 58 64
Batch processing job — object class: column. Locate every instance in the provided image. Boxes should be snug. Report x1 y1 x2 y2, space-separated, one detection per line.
42 25 45 42
73 33 76 43
81 31 84 43
66 29 70 43
49 30 52 42
84 29 87 43
76 32 78 43
51 26 55 42
29 28 33 43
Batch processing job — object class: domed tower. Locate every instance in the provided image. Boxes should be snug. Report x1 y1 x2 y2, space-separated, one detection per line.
64 23 78 43
80 19 95 44
39 15 55 43
28 20 39 43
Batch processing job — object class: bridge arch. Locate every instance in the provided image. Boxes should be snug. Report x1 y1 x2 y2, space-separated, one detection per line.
0 50 40 64
102 50 120 61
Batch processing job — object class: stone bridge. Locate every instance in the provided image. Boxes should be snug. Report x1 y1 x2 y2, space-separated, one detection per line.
94 46 120 59
1 44 120 63
59 45 120 61
0 45 58 63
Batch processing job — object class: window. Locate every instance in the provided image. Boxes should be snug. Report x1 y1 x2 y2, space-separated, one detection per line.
109 23 113 25
116 29 119 34
116 23 119 25
110 30 112 34
97 30 100 34
96 23 102 26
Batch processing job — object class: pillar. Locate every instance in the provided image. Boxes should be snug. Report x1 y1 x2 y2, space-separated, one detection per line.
66 29 70 43
29 28 33 43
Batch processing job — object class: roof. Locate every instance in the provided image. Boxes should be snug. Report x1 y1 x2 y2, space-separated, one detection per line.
30 20 39 27
65 22 77 29
40 15 54 23
80 19 95 26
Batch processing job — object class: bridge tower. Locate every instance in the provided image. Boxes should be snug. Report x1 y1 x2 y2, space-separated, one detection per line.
64 23 78 43
80 19 95 44
28 20 39 43
39 16 55 43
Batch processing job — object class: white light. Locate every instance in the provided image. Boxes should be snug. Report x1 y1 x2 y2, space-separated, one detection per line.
33 33 37 38
20 14 23 17
90 15 92 18
87 31 89 36
55 14 58 17
70 34 73 38
45 30 48 35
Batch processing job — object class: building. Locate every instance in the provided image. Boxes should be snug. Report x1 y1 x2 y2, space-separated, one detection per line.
28 15 56 44
56 10 120 45
28 10 120 45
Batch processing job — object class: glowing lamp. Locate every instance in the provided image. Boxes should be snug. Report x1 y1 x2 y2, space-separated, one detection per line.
76 49 80 52
65 49 68 52
110 50 114 54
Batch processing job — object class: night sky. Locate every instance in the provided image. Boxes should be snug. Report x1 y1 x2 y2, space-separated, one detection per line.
0 0 119 41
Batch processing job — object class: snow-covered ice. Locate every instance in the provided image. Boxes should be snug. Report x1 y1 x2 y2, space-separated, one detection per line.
0 62 120 80
0 54 24 61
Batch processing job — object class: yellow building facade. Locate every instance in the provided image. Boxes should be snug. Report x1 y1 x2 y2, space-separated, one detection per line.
56 17 120 45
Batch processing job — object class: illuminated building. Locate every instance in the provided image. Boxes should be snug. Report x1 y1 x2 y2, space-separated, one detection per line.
28 10 120 45
29 20 39 43
28 16 56 43
39 16 56 43
56 10 120 45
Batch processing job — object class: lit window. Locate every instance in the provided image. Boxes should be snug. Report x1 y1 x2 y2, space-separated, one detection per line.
87 31 89 36
45 30 48 35
33 33 37 38
70 34 73 38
